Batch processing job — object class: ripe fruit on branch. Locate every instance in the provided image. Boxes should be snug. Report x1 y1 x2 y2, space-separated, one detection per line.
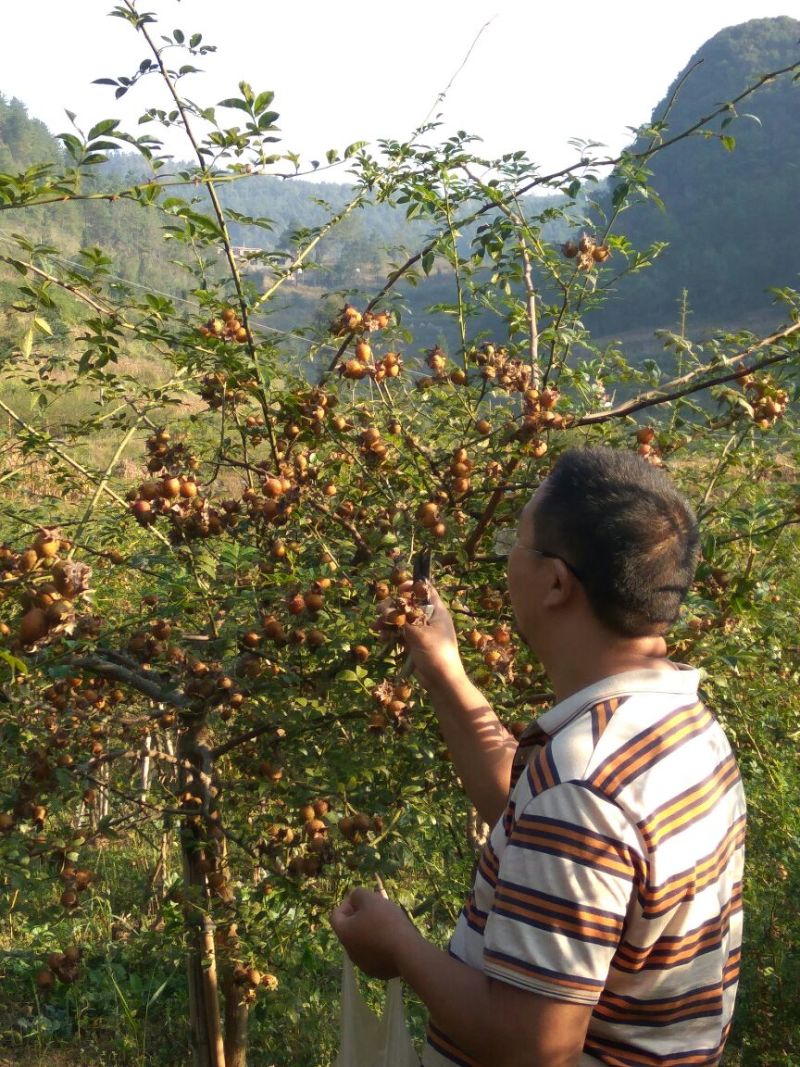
341 359 368 380
20 607 49 645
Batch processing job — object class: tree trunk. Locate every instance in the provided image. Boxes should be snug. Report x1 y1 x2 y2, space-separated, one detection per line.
179 717 227 1067
223 970 250 1067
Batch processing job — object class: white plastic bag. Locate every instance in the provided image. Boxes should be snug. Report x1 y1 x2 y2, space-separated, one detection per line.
334 955 420 1067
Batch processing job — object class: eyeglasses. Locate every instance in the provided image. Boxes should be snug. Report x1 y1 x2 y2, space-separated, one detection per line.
527 547 586 584
492 528 585 583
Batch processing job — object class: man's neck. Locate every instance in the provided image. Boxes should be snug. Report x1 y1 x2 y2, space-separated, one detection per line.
542 634 674 705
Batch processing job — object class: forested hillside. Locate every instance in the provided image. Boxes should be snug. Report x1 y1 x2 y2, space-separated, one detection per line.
2 15 800 349
595 16 800 333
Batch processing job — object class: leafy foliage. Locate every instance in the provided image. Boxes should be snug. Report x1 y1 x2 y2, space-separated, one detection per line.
0 6 798 1067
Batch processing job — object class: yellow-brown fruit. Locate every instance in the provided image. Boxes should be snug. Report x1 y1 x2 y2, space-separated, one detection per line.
20 608 49 645
476 419 492 435
307 628 326 648
417 502 439 527
36 968 55 991
34 534 60 559
313 798 330 817
343 360 367 380
19 549 39 573
304 592 324 613
352 644 370 663
262 616 286 642
305 818 328 837
161 477 181 499
60 890 79 909
180 480 198 499
355 340 372 364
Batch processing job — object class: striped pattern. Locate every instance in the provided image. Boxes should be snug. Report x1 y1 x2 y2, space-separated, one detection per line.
636 815 746 919
637 753 741 852
591 697 623 746
423 673 746 1067
494 881 627 947
614 885 743 973
511 813 642 883
526 741 561 796
583 1021 732 1066
588 702 713 801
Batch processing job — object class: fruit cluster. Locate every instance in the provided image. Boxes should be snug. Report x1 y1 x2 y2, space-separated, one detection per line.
199 371 258 410
231 963 279 1003
340 340 403 383
467 623 516 679
562 232 611 270
369 678 415 732
58 858 94 910
198 306 248 344
469 343 533 394
739 374 789 428
446 446 474 499
634 426 664 466
330 303 391 337
0 533 92 649
143 427 199 476
35 945 82 993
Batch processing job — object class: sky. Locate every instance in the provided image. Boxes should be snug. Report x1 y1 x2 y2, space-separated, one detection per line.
3 1 800 178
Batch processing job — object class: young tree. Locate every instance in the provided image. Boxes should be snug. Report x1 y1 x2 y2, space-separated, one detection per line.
0 4 798 1065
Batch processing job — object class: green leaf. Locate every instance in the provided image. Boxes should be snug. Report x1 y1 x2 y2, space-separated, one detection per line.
254 91 275 114
421 250 435 275
0 649 28 674
88 119 120 140
20 328 33 360
721 135 736 152
173 28 184 43
218 98 251 113
33 317 52 336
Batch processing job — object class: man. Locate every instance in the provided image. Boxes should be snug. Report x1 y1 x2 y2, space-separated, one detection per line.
331 447 745 1067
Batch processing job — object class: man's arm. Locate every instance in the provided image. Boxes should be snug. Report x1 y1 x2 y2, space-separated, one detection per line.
391 584 517 826
331 889 592 1067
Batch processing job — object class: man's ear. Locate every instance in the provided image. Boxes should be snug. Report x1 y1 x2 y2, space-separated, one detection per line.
542 558 578 608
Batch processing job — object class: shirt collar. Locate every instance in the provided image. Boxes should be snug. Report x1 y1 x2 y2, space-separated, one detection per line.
529 664 701 739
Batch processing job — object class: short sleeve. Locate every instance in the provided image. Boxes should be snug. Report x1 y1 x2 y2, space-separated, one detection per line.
482 781 643 1005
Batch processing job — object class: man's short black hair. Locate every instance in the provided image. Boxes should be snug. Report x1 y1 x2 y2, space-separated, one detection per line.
532 447 700 638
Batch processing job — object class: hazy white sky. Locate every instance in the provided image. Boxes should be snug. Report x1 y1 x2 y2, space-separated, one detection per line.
4 1 800 176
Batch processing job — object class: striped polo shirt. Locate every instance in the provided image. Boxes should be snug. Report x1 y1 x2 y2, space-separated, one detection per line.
423 666 746 1067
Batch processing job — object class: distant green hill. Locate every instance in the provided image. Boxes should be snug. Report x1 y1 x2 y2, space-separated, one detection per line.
2 14 800 349
594 16 800 333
